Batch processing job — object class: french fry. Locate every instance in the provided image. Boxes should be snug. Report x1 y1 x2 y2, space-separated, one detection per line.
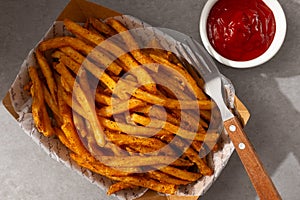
54 62 75 91
159 106 208 131
39 36 85 53
199 118 209 129
104 130 173 155
75 148 141 175
60 76 72 93
200 110 212 122
132 88 212 110
148 170 191 186
52 51 80 74
99 117 161 137
191 140 204 153
131 113 214 141
171 158 194 167
131 104 152 114
57 85 73 122
73 112 88 138
142 48 183 66
74 70 106 147
59 47 85 63
41 82 61 123
97 98 146 117
86 138 106 157
159 166 202 182
35 50 57 103
98 156 191 168
70 153 130 177
107 182 136 195
95 92 112 106
55 127 75 152
64 18 107 46
28 66 54 137
89 17 117 37
111 175 177 195
85 124 107 158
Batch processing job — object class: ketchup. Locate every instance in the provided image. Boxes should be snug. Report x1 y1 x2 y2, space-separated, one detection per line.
207 0 276 61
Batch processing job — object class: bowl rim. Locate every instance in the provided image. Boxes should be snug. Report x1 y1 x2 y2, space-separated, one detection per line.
199 0 287 68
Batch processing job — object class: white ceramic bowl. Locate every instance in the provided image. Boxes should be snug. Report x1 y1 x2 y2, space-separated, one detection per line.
199 0 287 68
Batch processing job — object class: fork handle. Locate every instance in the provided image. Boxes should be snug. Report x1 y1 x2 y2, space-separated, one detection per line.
224 117 282 200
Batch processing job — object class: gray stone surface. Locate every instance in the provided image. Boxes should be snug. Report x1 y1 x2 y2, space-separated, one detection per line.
1 0 299 199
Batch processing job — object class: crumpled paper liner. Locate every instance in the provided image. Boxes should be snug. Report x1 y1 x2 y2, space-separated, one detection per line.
7 15 236 199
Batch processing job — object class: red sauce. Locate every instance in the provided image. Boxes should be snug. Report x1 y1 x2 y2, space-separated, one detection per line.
207 0 276 61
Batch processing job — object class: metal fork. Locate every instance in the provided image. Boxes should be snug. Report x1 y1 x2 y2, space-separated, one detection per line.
176 37 281 200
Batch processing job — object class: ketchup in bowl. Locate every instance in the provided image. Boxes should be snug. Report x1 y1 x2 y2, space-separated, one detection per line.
207 0 276 61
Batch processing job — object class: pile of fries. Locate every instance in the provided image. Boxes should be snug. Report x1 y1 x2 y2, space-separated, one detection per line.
27 17 221 195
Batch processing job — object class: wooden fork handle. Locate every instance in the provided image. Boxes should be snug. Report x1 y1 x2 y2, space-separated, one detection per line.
224 117 282 200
